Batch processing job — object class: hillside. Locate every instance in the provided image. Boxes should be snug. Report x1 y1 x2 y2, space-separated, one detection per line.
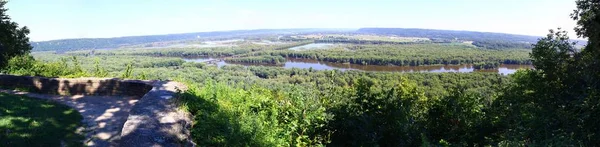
31 29 348 52
31 28 588 52
358 28 589 49
357 28 538 49
357 28 541 42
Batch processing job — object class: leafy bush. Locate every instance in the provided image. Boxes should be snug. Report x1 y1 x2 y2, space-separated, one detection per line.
327 78 428 146
179 76 501 146
0 55 80 77
425 88 493 146
179 81 331 146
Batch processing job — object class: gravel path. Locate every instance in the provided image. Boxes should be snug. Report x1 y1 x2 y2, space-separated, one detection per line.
0 89 139 146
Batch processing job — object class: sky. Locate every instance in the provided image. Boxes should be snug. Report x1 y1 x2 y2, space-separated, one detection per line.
5 0 579 41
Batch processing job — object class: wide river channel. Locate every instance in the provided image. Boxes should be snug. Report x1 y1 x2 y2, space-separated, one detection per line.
183 57 532 75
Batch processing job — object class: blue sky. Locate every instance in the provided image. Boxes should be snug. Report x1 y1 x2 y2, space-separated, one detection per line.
6 0 578 41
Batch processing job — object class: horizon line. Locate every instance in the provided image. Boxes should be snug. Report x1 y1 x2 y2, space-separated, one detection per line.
30 27 564 42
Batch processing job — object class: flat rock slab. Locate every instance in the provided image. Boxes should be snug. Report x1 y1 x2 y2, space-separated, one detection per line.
118 81 193 147
0 89 138 147
1 79 193 147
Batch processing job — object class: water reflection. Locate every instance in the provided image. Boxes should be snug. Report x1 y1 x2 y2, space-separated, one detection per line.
183 57 533 75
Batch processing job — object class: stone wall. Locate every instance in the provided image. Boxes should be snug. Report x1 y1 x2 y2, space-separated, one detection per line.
0 75 194 146
0 75 153 97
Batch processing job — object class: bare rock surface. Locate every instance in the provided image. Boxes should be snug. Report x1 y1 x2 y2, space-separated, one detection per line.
0 76 194 147
117 81 193 147
0 89 138 147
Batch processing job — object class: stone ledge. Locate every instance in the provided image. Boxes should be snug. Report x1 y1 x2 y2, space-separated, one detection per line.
0 75 194 147
118 81 194 147
0 74 153 97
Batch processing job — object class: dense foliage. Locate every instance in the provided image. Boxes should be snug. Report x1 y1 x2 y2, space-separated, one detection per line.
180 1 600 145
70 41 311 57
21 52 510 146
490 0 600 144
251 44 531 66
225 55 286 65
471 40 532 49
0 0 32 69
179 81 331 146
67 41 532 67
178 70 506 146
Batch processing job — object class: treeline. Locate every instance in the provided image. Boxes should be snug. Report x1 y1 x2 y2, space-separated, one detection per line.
174 65 512 146
64 41 532 67
30 53 506 98
2 55 107 78
32 53 185 73
472 40 532 49
243 66 507 98
473 62 500 69
224 55 286 65
250 44 532 66
70 41 311 57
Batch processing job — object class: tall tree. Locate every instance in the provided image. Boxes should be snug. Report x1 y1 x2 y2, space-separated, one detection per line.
0 0 32 69
495 0 600 145
572 0 600 95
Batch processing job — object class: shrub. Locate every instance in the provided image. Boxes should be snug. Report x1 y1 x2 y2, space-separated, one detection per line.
327 78 429 146
179 81 331 146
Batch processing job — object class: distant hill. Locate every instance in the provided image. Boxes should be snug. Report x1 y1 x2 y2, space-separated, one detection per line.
31 29 350 52
357 28 540 42
356 28 587 49
356 28 539 49
32 28 587 52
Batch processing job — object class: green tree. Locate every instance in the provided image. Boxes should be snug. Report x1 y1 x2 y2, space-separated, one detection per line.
494 0 600 145
328 78 428 146
121 63 133 79
93 58 108 77
572 0 600 97
0 0 32 69
425 88 490 146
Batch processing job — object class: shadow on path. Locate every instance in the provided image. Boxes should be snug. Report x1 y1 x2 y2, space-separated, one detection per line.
0 89 138 147
118 81 194 147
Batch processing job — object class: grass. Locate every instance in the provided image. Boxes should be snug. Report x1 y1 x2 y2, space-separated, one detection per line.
0 92 83 146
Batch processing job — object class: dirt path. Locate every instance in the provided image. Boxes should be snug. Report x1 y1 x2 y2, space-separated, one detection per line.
0 89 139 146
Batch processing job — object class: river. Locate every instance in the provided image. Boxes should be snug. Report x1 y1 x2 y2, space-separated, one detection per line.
183 57 532 75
